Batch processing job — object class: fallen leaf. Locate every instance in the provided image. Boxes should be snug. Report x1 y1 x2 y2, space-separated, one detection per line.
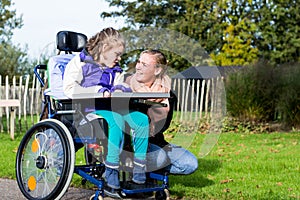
12 147 18 153
223 188 230 192
277 182 283 186
220 178 233 184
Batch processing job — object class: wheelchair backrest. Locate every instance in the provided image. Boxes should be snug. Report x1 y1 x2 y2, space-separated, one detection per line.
47 31 87 93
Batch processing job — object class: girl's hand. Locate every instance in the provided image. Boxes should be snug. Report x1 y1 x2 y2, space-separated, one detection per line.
98 87 111 97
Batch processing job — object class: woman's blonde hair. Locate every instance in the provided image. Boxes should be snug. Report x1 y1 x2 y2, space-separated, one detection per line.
86 27 125 63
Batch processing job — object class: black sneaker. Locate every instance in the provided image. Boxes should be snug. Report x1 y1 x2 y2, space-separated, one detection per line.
125 181 147 190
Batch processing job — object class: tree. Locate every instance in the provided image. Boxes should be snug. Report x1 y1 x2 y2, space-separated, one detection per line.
0 0 30 79
0 0 23 42
101 0 300 67
0 42 28 75
253 0 300 65
101 0 217 71
211 20 259 66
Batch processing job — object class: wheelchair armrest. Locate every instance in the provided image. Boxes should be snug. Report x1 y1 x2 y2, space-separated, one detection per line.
35 64 47 70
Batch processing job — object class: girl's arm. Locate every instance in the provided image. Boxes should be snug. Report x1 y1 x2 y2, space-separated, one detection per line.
63 55 102 98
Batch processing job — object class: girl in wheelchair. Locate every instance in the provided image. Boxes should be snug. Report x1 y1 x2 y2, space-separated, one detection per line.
63 27 149 191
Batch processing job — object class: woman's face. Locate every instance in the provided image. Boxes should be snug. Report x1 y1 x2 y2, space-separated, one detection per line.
135 53 162 87
101 44 124 68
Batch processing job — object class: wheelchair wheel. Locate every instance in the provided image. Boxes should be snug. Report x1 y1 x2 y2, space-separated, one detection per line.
16 119 75 200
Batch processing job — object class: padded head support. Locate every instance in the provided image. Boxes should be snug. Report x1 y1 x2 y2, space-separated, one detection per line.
56 31 87 52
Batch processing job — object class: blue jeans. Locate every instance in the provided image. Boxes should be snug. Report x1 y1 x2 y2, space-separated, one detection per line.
93 110 149 165
147 143 198 175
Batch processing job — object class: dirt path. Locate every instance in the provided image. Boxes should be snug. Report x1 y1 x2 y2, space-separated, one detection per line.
0 178 155 200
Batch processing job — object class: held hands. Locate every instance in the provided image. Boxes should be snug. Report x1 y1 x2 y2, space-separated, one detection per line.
103 90 111 97
110 85 132 93
98 87 111 97
98 85 132 97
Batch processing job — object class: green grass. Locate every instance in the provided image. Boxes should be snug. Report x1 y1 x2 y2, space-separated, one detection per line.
1 126 300 199
169 133 300 199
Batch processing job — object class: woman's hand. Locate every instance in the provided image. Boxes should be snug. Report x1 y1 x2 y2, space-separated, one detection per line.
111 85 132 93
103 90 111 97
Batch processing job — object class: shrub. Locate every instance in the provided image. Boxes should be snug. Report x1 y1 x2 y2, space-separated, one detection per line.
225 61 300 131
276 63 300 129
225 61 280 122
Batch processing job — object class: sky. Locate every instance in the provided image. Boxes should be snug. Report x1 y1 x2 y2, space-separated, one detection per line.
11 0 124 58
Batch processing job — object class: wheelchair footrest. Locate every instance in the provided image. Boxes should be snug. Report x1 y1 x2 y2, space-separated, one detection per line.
121 181 164 194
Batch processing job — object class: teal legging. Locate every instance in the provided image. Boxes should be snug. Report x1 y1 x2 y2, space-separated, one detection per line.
93 110 149 165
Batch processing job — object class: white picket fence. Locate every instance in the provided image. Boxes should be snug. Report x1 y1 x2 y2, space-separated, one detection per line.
0 74 43 132
0 74 225 133
171 77 225 127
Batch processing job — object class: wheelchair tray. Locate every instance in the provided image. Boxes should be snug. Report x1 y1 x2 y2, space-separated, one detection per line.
70 92 170 99
48 92 170 112
46 91 169 100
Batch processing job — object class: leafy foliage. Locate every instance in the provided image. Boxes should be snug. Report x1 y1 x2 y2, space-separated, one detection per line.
120 27 209 72
102 0 300 67
211 20 259 66
0 0 34 78
0 42 31 79
0 0 23 42
254 0 300 65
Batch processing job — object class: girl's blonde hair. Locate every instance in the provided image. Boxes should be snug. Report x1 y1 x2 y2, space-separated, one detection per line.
86 27 125 63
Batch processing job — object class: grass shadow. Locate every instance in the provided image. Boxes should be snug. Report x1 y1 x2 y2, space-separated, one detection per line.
169 158 222 197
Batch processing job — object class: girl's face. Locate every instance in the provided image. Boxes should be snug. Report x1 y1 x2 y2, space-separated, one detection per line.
101 44 124 68
135 53 162 87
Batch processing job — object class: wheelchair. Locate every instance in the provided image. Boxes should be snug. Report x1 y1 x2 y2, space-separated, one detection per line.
15 31 172 200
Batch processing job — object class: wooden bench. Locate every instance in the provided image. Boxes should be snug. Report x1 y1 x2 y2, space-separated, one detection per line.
0 99 20 140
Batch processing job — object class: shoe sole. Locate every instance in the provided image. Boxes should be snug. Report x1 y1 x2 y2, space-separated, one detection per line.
103 187 122 199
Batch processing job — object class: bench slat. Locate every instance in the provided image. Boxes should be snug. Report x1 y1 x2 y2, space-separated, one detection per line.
0 100 20 107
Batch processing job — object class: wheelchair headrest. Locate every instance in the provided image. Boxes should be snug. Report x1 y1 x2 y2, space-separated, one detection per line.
56 31 87 52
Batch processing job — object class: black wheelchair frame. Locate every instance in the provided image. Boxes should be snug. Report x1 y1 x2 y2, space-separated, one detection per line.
15 31 172 200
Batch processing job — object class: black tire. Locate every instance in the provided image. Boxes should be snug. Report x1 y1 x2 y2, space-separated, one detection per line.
16 119 75 200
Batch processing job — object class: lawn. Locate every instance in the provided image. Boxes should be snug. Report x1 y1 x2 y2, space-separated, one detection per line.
1 128 300 199
169 132 300 199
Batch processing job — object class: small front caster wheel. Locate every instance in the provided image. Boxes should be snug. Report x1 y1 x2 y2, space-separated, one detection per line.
155 189 170 200
89 194 104 200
